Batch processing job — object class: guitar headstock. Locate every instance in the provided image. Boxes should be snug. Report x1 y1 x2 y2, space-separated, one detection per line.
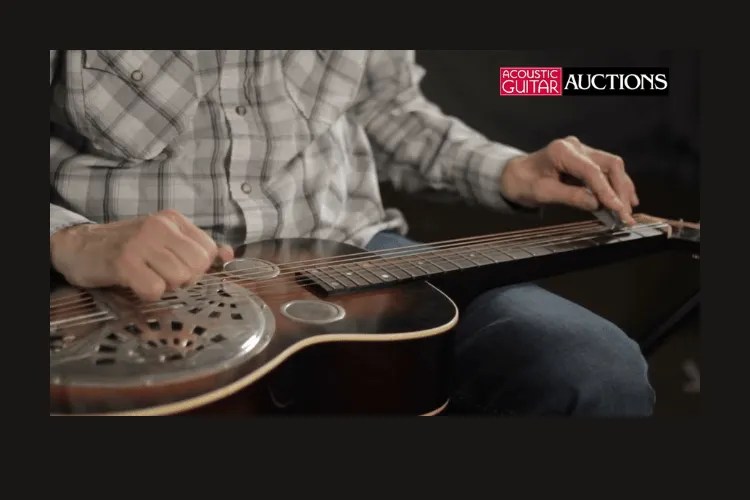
635 214 700 255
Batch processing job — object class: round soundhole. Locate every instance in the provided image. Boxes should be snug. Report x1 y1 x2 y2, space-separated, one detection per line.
280 300 346 325
222 258 280 280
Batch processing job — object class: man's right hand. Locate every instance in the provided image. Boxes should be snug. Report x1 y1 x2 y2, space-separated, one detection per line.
50 209 234 302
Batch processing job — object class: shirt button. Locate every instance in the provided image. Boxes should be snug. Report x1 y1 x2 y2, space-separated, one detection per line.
241 182 252 194
235 105 247 116
131 70 143 82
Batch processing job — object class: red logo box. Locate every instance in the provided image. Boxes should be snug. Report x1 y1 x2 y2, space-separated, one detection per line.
499 67 563 96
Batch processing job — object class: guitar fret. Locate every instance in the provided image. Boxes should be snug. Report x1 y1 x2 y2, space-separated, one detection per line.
598 236 622 246
474 249 501 263
411 257 445 274
356 262 397 283
426 253 461 271
379 259 413 280
498 247 533 260
576 237 601 247
388 258 426 278
304 268 335 292
549 243 579 252
316 267 348 291
460 250 494 266
346 263 381 285
476 248 514 263
446 254 478 269
388 257 414 278
523 245 554 256
372 263 398 282
339 263 372 286
323 266 360 288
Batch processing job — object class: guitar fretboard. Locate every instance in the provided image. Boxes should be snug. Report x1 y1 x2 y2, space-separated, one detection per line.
300 222 668 294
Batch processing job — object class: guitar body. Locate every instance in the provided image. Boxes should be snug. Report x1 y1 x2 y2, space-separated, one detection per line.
50 238 458 416
50 214 699 416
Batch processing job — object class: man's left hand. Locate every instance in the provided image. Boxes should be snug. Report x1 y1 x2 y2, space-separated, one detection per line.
499 136 639 225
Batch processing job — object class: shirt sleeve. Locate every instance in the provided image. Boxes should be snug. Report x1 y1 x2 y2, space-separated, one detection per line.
50 50 94 237
350 50 528 212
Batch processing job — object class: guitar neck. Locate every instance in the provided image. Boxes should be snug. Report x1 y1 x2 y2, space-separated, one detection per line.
302 216 677 295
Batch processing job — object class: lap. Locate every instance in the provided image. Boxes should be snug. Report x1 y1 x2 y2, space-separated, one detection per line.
365 230 652 415
364 230 623 337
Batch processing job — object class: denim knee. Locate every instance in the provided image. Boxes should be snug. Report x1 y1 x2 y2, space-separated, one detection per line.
451 284 655 416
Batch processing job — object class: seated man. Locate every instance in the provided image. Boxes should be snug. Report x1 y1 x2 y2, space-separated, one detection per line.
49 50 652 416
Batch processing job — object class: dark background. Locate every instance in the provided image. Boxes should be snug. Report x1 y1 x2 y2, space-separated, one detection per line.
379 50 700 415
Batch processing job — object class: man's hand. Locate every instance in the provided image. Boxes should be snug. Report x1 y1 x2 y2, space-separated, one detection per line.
499 136 639 225
50 209 234 302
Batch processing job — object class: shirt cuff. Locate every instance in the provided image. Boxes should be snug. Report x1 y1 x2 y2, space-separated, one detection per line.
50 206 94 237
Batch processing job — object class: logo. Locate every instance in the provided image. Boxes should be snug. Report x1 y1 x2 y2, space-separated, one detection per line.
499 67 669 96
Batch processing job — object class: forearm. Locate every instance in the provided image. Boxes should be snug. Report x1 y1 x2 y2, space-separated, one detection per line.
352 51 526 212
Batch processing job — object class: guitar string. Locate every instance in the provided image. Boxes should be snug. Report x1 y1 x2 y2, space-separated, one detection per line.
181 222 616 288
50 298 191 326
50 297 264 331
50 221 664 318
51 226 659 329
49 218 604 307
51 224 616 322
51 227 611 329
51 213 679 308
51 220 608 312
51 222 667 329
50 220 609 312
168 221 666 296
50 219 612 308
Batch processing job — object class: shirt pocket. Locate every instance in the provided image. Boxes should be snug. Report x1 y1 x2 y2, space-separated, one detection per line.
79 50 198 161
282 50 367 129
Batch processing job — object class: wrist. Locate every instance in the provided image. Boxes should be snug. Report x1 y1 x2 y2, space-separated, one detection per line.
50 224 88 273
499 154 538 209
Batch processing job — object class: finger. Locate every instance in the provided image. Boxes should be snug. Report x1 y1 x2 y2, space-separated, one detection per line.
208 245 235 272
586 148 639 207
122 261 167 302
563 135 583 149
159 209 219 259
535 177 599 211
144 248 195 290
217 245 234 263
550 141 632 223
180 223 219 259
147 214 213 275
162 231 213 275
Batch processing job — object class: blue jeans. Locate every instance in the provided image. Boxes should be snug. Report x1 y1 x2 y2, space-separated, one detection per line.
366 231 655 416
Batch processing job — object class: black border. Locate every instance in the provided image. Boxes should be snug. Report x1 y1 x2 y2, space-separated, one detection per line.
34 9 724 484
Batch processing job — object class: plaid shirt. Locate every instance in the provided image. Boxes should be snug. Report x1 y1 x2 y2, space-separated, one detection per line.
50 50 525 248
